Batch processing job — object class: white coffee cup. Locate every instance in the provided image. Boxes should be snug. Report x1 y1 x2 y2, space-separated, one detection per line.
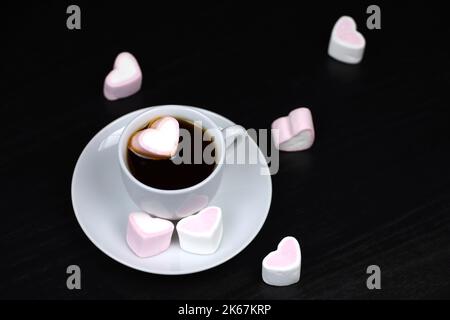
118 105 246 220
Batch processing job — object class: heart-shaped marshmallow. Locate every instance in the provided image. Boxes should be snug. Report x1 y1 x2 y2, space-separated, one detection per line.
272 107 315 152
176 206 223 255
262 236 301 286
328 16 366 64
104 52 142 100
129 116 180 159
126 212 174 258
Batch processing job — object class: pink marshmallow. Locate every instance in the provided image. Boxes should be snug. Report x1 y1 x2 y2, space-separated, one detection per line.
128 116 180 159
272 107 315 152
126 212 174 258
104 52 142 101
328 16 366 64
265 238 298 268
262 236 301 286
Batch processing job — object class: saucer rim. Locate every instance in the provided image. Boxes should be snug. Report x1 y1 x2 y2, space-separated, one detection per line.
71 106 272 275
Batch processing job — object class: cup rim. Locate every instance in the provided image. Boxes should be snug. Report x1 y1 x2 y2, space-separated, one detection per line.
118 105 225 195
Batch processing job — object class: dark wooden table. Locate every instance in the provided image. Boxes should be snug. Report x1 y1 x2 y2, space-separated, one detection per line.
1 2 449 299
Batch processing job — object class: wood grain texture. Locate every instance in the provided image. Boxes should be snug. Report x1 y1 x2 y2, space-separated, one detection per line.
1 2 449 299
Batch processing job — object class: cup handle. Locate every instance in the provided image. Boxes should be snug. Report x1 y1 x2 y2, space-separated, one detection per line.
221 125 247 150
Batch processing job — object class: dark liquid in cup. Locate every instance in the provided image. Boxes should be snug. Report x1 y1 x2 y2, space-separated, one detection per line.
127 118 216 190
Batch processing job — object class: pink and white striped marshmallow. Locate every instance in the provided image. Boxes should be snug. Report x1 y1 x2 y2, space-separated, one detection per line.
328 16 366 64
128 116 180 159
126 212 174 258
103 52 142 101
271 107 315 152
262 236 301 286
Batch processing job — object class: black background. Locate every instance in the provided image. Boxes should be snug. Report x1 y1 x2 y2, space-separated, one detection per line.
1 1 450 299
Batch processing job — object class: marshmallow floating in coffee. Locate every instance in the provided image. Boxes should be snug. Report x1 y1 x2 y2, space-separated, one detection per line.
328 16 366 64
262 236 301 286
129 116 180 159
272 107 315 151
126 212 174 258
104 52 142 100
176 206 223 255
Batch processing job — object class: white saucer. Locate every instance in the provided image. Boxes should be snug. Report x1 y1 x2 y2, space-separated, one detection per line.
71 107 272 275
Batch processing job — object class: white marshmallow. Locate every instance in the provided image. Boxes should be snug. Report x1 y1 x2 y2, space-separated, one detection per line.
328 16 366 64
176 206 223 255
262 237 301 286
104 52 142 100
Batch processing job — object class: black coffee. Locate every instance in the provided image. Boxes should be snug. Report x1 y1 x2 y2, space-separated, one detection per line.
127 118 216 190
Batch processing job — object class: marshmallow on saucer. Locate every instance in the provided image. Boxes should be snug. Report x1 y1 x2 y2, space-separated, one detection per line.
262 237 301 286
328 16 366 64
126 212 174 258
104 52 142 100
272 107 315 151
129 116 180 159
176 206 223 255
